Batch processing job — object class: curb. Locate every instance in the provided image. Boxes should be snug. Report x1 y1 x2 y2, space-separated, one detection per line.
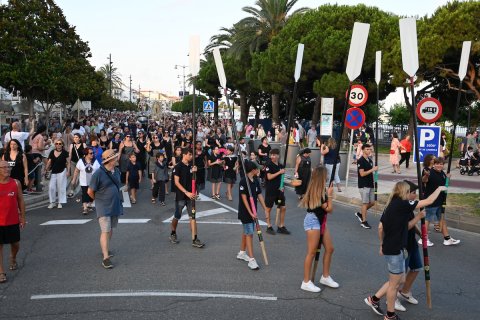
285 179 480 234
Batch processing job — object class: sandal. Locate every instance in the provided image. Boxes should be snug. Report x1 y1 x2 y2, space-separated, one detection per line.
131 199 137 204
434 224 441 232
151 198 156 203
0 273 6 283
9 259 17 271
82 208 89 215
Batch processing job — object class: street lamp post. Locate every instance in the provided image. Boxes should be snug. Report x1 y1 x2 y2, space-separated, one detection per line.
108 53 113 98
175 64 187 100
129 75 132 103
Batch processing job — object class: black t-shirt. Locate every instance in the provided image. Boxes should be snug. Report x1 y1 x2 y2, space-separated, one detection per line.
307 195 328 223
48 150 69 174
173 161 192 201
380 198 418 255
258 144 271 162
238 176 262 224
424 168 446 207
265 160 282 193
357 156 374 188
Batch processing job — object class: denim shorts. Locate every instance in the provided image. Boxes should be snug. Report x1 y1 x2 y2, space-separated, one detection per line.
405 246 423 272
303 213 321 231
385 252 406 275
242 222 255 235
425 206 442 223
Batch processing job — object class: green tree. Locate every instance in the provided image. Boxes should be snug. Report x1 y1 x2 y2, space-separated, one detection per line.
171 94 208 113
0 0 100 121
387 103 410 126
97 63 124 96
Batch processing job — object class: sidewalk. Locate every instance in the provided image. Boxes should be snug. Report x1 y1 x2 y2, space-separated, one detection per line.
285 153 480 233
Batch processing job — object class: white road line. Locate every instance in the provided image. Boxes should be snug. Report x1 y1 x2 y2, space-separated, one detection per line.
40 219 92 226
119 219 151 223
31 290 277 301
162 208 229 223
122 191 131 207
175 220 268 226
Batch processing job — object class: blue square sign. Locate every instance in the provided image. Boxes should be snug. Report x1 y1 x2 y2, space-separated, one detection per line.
203 101 214 113
413 125 441 163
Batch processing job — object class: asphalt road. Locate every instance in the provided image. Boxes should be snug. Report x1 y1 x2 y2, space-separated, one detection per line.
1 180 478 320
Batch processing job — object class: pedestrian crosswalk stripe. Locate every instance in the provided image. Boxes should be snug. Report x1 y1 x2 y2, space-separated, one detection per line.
119 219 151 223
162 208 229 223
41 219 92 225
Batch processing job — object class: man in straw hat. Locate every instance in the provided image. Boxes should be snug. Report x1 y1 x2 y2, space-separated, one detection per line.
87 149 123 269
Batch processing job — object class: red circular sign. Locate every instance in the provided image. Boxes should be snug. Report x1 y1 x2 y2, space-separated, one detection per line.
346 84 369 107
416 97 442 123
345 107 366 130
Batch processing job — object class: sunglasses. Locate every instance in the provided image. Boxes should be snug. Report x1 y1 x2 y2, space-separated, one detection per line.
88 152 94 155
55 143 63 145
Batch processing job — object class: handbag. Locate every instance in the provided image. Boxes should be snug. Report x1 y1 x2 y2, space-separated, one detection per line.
389 149 395 155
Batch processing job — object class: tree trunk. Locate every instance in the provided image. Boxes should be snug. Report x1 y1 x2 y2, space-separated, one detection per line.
27 96 34 119
254 107 260 126
403 87 415 138
214 96 219 121
312 94 321 127
272 93 280 124
239 91 248 126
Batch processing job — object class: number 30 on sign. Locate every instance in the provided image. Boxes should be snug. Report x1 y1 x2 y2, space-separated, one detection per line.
346 84 368 107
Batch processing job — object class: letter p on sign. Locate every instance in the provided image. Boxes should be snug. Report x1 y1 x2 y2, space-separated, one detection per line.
419 129 435 147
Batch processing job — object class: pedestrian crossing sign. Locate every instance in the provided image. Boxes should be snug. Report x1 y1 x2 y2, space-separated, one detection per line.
203 101 214 113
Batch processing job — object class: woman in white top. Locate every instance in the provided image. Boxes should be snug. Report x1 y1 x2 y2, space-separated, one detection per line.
71 147 100 215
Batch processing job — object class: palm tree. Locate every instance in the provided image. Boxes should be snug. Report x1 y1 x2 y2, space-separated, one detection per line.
230 0 309 123
98 64 124 95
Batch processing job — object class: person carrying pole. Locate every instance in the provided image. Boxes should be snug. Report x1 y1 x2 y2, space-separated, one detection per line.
236 160 267 270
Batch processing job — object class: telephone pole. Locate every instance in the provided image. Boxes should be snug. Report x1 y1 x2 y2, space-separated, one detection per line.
129 75 132 103
108 54 113 97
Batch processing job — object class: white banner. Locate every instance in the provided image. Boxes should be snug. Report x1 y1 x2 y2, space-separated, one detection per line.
320 98 334 136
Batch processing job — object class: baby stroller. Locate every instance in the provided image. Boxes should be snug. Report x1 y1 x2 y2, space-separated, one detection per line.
459 155 480 175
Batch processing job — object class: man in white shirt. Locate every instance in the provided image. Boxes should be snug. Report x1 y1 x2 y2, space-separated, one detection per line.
235 120 243 134
307 125 317 148
4 121 34 150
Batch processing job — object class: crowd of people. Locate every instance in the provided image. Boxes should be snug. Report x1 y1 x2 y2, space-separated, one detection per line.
0 110 473 320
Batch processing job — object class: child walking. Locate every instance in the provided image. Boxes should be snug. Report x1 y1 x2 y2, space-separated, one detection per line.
223 146 238 201
236 160 267 270
151 152 168 206
126 153 141 204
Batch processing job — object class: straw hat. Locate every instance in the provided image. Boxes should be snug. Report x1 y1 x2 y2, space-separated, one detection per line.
102 149 119 164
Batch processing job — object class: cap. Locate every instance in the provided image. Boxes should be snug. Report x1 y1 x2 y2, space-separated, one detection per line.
102 149 119 164
404 180 418 193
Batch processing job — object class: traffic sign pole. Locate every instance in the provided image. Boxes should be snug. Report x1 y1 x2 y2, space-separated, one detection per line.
375 51 381 202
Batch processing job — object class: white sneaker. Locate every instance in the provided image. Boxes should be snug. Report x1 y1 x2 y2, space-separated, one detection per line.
394 298 406 312
57 203 62 209
319 275 339 288
443 238 460 246
248 258 259 270
47 203 56 209
301 280 321 293
418 238 434 247
397 291 418 305
236 251 250 262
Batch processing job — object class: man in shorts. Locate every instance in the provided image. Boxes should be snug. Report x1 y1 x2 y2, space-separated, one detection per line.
264 149 289 235
0 160 26 283
170 148 205 248
355 144 378 229
88 149 123 269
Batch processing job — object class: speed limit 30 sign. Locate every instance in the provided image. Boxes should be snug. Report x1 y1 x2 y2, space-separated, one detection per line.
416 97 442 123
346 84 368 107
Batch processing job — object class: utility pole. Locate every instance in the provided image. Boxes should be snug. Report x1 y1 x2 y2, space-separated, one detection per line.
108 53 113 98
175 64 187 100
129 75 132 103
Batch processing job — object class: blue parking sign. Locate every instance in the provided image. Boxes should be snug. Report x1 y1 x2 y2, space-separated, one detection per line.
203 101 214 113
413 126 441 163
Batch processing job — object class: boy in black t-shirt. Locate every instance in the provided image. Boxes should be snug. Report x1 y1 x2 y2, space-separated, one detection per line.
355 144 378 229
170 148 204 248
264 149 289 235
237 161 267 270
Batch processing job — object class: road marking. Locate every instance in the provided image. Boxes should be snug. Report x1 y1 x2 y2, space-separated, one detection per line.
40 219 92 226
31 290 277 301
175 220 267 226
119 219 151 223
122 191 131 207
162 208 229 223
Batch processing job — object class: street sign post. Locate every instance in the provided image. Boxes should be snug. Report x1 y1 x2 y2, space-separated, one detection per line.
347 84 368 107
345 107 366 130
203 101 214 113
413 125 441 163
416 97 443 123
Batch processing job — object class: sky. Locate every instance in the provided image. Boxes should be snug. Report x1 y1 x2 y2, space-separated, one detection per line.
57 0 449 98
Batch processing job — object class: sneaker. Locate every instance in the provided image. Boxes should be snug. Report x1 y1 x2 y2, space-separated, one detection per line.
355 212 363 223
160 202 166 206
266 226 276 235
397 291 418 305
192 238 205 248
394 298 406 312
443 238 460 246
320 275 339 288
102 258 113 269
418 238 434 247
277 226 291 235
247 258 259 270
236 251 250 262
364 296 384 316
57 203 62 209
301 280 321 293
361 221 372 229
169 234 179 244
384 313 401 320
47 203 56 209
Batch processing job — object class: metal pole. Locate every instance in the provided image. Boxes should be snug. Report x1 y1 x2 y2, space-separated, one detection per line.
109 54 113 98
345 129 354 189
375 84 380 202
282 82 299 168
129 75 132 103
